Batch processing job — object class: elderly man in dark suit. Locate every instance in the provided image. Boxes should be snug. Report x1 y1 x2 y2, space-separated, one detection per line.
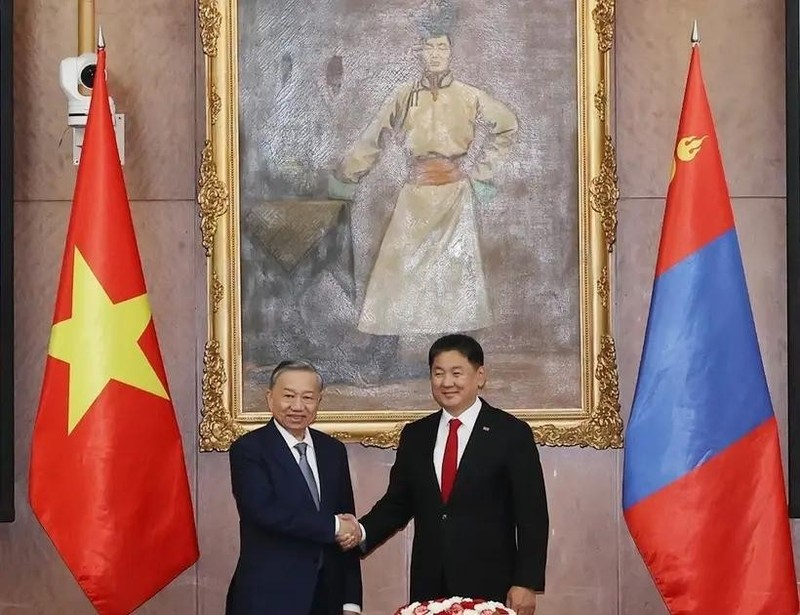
340 334 548 615
226 360 363 615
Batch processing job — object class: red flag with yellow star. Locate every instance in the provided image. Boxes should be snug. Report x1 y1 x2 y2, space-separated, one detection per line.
29 43 198 615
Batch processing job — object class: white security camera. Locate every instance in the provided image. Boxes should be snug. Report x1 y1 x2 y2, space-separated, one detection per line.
58 52 125 164
59 52 115 127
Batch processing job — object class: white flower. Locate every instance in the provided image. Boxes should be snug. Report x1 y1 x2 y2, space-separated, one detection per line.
394 596 518 615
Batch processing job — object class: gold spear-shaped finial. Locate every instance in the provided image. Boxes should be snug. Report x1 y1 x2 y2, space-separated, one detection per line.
691 20 700 45
98 25 105 50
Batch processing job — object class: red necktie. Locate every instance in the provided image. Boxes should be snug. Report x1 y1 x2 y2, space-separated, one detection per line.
441 418 462 503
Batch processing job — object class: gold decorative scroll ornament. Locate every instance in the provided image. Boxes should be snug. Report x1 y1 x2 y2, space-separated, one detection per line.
196 0 621 451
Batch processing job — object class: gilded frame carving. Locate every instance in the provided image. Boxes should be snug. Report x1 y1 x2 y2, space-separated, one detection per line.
197 0 621 451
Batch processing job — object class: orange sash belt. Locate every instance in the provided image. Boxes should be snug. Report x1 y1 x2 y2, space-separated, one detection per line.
411 157 465 186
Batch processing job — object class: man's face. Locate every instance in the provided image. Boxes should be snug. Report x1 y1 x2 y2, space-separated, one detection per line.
267 369 322 438
430 350 485 415
421 35 452 73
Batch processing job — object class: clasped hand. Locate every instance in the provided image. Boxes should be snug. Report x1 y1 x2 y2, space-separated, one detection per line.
335 513 361 551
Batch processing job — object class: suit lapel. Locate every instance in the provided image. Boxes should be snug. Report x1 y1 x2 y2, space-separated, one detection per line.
450 401 492 501
311 430 335 511
421 411 442 501
264 420 319 510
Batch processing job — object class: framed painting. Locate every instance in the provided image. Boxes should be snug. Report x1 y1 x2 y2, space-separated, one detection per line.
787 0 800 517
0 0 14 521
197 0 621 450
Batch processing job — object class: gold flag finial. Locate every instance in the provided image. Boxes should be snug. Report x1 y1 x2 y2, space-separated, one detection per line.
691 20 700 45
98 25 105 50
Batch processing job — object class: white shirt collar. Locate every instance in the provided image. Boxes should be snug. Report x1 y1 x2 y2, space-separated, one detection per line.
441 396 483 430
273 419 314 451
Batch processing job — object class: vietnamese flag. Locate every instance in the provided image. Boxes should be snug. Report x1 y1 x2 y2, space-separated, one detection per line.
28 39 199 615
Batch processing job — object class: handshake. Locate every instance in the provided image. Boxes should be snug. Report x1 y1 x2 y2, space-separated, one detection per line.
335 513 362 551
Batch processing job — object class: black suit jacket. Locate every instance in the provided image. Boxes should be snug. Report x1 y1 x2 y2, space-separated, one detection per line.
360 400 548 603
226 420 362 615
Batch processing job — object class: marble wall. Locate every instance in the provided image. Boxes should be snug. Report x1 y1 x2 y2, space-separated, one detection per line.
1 0 792 613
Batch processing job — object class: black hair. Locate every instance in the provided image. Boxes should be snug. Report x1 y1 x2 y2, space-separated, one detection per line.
428 334 484 369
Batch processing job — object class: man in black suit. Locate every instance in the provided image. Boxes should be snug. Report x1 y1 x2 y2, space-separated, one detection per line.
226 360 363 615
341 335 548 615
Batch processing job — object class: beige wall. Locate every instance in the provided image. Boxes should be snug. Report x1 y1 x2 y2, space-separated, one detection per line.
1 0 791 613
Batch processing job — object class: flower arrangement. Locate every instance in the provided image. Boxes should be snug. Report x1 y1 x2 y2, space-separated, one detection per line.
394 597 516 615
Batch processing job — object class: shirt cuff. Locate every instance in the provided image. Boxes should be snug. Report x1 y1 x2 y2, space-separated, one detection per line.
334 516 340 534
343 604 361 613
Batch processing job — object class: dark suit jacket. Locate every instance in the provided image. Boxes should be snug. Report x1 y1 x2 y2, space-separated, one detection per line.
226 420 362 615
360 400 548 603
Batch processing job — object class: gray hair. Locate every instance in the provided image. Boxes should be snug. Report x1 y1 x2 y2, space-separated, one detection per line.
269 360 324 390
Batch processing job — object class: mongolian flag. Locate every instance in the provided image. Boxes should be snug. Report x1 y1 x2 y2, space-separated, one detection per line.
29 40 199 615
622 43 799 613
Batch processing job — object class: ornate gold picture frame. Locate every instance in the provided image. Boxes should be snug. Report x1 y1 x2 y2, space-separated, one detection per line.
197 0 620 451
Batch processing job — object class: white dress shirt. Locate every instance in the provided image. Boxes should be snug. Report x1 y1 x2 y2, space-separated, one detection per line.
274 421 361 613
433 396 482 487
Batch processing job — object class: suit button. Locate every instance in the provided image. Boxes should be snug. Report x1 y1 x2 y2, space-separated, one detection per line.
441 513 447 520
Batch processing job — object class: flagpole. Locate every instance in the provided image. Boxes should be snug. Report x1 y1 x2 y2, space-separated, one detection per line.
77 0 94 95
77 0 94 56
691 19 700 45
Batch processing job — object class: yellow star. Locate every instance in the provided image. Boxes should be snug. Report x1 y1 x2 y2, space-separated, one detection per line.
48 247 169 433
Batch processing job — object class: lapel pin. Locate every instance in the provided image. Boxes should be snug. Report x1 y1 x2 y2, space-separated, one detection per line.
482 426 490 431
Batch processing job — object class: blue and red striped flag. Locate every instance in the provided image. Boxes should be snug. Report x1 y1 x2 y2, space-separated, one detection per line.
622 44 799 614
